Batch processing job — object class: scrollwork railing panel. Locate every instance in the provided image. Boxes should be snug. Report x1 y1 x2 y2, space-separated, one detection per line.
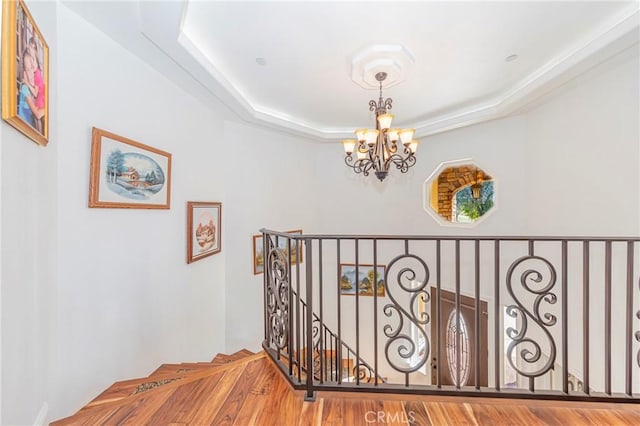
505 255 558 380
266 234 291 351
383 254 431 375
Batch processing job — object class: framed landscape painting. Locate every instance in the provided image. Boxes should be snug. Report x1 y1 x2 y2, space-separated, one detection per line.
187 202 221 263
339 264 386 297
253 234 264 275
253 229 303 275
1 0 49 146
89 127 172 209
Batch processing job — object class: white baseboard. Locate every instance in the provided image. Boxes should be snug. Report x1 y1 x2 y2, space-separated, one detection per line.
33 402 48 426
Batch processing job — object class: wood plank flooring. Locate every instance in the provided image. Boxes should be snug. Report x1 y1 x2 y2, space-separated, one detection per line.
52 351 640 425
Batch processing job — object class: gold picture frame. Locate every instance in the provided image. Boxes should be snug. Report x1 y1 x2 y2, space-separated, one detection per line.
187 201 222 264
253 229 303 275
89 127 172 209
1 0 49 146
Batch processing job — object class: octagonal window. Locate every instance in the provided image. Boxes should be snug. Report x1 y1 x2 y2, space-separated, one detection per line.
424 161 495 226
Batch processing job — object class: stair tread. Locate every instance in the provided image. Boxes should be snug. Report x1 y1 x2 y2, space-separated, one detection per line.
148 362 223 377
210 348 254 363
54 351 267 423
85 352 258 410
83 371 200 410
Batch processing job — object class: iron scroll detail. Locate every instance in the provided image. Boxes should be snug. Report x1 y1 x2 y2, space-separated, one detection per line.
266 235 290 350
505 255 558 379
383 254 431 374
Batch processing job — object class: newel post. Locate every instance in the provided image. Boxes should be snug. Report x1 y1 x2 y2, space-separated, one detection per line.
304 237 316 401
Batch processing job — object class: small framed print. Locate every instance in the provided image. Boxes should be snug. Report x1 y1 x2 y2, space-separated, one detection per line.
339 263 386 297
253 229 303 275
187 201 221 263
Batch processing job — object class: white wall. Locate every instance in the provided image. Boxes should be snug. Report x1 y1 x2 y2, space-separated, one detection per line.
525 48 640 236
45 5 227 422
223 121 316 353
524 49 640 393
1 1 57 425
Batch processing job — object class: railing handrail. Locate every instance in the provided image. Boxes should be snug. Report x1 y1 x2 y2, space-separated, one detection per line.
259 228 640 242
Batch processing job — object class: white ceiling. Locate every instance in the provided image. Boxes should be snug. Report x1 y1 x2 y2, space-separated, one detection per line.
65 1 639 141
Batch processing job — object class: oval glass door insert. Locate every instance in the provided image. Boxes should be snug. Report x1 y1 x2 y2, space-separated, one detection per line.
446 309 471 386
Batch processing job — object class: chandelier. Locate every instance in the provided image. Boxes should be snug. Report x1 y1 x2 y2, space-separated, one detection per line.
342 72 419 182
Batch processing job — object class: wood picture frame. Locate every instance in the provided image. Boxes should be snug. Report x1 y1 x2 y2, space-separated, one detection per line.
252 234 264 275
339 263 386 297
89 127 172 209
253 229 303 275
2 0 50 145
187 201 222 263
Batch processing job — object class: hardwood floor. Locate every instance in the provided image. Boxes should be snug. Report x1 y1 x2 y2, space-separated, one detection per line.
52 351 640 425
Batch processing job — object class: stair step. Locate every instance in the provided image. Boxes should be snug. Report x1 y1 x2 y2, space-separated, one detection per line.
81 369 204 411
232 348 255 358
86 355 250 410
55 351 267 423
149 362 220 377
211 349 254 363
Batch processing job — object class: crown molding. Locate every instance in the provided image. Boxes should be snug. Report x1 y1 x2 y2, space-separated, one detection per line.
140 2 639 142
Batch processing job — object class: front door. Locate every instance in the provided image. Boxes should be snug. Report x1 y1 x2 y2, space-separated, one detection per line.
430 288 488 387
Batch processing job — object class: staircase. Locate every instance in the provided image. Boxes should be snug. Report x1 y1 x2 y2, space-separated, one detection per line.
50 347 640 425
52 345 380 425
52 349 267 425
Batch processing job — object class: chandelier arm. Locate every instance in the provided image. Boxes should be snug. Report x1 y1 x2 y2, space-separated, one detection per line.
345 155 376 177
362 160 376 176
383 135 398 154
383 98 393 112
386 153 417 173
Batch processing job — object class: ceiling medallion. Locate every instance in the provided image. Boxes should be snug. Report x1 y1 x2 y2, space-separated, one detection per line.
350 44 415 89
342 72 419 182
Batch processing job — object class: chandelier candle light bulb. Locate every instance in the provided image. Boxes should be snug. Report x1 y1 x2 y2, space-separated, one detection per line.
343 72 418 181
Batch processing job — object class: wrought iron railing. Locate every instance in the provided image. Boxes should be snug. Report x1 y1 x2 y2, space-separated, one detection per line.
261 229 640 403
299 295 384 384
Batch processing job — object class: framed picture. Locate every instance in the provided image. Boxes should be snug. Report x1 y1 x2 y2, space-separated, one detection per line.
252 234 264 275
339 264 386 297
187 201 221 263
253 229 303 275
1 0 50 145
89 127 172 209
